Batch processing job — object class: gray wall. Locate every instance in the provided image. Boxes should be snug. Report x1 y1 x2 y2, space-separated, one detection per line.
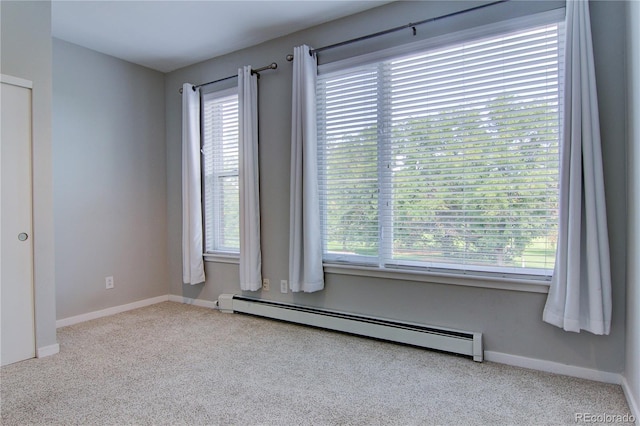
165 1 628 373
626 0 640 414
53 39 168 319
1 0 57 350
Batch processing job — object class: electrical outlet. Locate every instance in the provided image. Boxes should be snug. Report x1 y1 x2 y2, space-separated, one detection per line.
280 280 288 293
262 278 270 291
105 276 114 289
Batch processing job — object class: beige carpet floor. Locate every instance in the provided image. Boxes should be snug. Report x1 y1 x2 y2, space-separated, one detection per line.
0 302 632 425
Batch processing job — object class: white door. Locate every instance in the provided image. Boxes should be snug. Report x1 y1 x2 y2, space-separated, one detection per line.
0 75 36 366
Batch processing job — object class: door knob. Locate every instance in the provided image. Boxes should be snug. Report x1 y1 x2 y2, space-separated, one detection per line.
18 233 28 241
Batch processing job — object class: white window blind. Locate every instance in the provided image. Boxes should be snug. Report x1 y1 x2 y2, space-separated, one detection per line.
317 11 565 277
203 88 240 253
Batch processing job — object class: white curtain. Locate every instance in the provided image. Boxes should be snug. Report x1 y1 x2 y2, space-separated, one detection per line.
289 45 324 293
543 0 612 335
182 83 206 285
238 66 263 291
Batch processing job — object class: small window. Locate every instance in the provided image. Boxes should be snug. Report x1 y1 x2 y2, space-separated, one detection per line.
202 88 239 254
317 11 565 278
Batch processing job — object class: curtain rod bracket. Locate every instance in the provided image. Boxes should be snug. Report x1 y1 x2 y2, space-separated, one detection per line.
412 26 417 36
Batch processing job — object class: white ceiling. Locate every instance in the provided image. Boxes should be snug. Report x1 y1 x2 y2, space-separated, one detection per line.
52 0 392 73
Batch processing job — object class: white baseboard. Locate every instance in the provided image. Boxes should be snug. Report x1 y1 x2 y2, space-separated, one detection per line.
36 343 59 358
168 294 218 309
484 351 622 384
485 351 640 420
621 377 640 422
56 295 169 328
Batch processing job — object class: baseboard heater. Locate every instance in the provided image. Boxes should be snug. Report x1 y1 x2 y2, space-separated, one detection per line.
218 294 483 362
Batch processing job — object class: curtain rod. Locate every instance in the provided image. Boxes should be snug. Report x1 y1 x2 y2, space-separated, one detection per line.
179 62 278 94
285 0 508 62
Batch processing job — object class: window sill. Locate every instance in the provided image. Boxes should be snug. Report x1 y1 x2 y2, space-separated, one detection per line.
203 253 239 264
323 263 550 294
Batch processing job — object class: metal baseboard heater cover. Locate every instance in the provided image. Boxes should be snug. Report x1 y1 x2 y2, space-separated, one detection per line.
218 294 483 362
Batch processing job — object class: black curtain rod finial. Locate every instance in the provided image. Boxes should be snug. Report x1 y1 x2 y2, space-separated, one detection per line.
284 50 314 61
251 62 278 74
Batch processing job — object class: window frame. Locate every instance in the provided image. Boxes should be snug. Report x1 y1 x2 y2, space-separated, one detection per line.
316 9 565 289
201 86 241 259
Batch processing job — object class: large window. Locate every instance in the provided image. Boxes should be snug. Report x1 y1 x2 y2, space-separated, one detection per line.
317 11 565 278
203 88 240 254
